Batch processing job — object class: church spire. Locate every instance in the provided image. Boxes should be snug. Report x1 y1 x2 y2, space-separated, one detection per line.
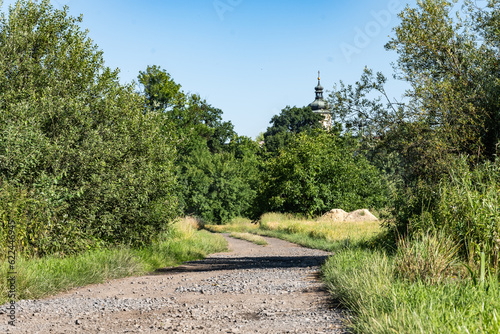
315 70 324 100
308 71 331 130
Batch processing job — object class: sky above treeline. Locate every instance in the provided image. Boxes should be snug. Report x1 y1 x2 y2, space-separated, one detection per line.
0 0 470 138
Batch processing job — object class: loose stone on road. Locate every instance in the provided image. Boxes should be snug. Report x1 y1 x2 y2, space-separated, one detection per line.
1 234 346 333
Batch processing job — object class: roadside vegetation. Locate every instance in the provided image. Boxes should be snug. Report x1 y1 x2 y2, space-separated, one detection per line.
229 232 268 246
0 217 227 304
215 208 500 333
206 213 381 251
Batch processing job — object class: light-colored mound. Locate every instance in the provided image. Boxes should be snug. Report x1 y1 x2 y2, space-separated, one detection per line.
320 209 348 222
344 209 378 222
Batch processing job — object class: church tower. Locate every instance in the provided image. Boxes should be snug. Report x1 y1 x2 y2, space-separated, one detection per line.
308 71 332 130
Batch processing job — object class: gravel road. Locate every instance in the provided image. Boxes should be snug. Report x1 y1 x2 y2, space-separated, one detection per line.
1 234 347 333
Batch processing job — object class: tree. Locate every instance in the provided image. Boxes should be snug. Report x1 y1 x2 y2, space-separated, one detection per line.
258 131 388 217
179 136 261 224
263 106 324 154
0 0 178 255
386 0 500 175
329 0 500 184
137 66 263 224
138 65 185 112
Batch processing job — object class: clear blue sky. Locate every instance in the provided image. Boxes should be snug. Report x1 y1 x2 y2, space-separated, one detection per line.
3 0 467 138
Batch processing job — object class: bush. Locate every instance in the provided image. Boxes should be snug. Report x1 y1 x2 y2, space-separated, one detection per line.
395 156 500 273
258 131 388 216
0 0 178 255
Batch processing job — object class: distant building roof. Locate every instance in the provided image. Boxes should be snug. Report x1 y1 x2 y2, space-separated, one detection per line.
308 71 332 130
308 71 329 113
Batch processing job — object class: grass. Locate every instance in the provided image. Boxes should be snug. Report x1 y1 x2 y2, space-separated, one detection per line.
0 217 227 304
210 213 500 333
205 216 259 233
205 213 381 252
229 232 268 245
322 246 500 333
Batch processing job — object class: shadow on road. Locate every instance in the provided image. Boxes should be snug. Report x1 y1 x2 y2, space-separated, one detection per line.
152 255 329 275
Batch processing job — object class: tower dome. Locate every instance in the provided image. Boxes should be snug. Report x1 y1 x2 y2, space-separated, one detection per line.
308 71 332 129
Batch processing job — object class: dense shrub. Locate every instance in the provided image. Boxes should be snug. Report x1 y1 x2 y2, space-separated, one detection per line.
0 0 178 256
395 156 500 272
178 138 261 224
258 130 388 216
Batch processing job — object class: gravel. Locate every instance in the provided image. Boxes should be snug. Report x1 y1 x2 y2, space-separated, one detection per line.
0 234 347 333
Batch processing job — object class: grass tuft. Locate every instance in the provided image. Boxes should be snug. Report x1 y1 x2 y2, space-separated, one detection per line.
394 231 462 284
229 232 268 245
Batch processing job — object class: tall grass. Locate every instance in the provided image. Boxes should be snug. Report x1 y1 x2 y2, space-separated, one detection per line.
393 231 462 284
322 243 500 333
403 157 500 274
0 217 227 304
206 212 500 332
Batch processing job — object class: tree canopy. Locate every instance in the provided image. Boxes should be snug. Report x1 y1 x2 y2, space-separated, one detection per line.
263 106 324 155
0 0 178 255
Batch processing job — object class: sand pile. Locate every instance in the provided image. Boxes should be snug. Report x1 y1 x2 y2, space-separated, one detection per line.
344 209 378 222
321 208 378 222
320 209 348 222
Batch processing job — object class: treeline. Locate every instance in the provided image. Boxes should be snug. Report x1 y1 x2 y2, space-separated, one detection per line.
3 0 499 275
0 0 387 258
329 0 500 272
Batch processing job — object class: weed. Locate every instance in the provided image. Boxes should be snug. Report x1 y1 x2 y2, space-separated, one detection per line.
394 231 461 284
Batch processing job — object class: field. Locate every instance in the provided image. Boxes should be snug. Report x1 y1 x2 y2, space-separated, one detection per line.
205 212 381 251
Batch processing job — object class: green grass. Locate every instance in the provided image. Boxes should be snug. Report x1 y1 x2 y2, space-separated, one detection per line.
229 232 268 245
322 246 500 333
212 213 500 333
0 217 227 304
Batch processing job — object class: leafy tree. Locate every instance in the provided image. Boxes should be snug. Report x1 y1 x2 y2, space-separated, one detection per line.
330 0 500 184
258 131 388 217
137 66 262 223
0 0 178 255
138 65 185 112
138 66 235 154
179 136 261 223
263 106 324 154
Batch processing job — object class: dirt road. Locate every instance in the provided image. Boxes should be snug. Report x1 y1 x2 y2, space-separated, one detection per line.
1 234 346 333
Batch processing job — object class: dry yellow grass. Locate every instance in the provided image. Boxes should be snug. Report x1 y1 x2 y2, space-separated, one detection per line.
171 216 203 239
259 213 381 243
205 217 258 233
229 232 268 245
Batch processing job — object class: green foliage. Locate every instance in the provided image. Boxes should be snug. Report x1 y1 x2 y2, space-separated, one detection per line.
259 131 388 216
138 65 185 112
263 105 324 155
396 156 500 272
322 245 500 333
0 0 178 255
138 66 235 154
137 65 261 224
386 0 499 177
330 0 500 184
178 137 261 224
0 182 94 256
